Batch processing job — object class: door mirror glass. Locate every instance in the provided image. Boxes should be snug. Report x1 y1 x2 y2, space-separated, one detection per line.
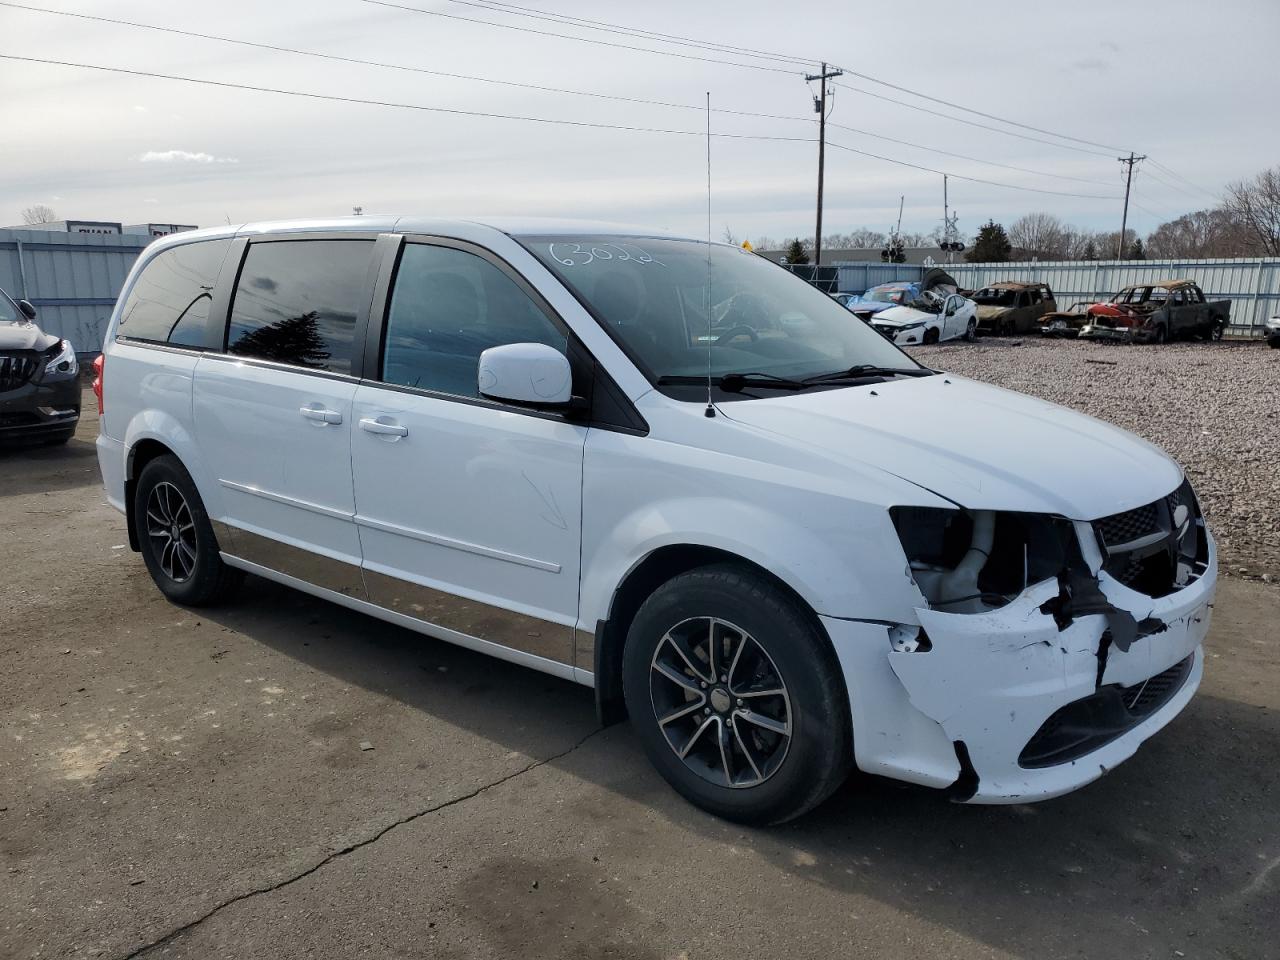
17 299 37 320
477 342 572 407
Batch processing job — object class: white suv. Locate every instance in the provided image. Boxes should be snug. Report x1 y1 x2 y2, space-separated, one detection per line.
96 217 1216 823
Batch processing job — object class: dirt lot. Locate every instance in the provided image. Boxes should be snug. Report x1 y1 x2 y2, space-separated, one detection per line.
2 387 1278 960
912 337 1280 581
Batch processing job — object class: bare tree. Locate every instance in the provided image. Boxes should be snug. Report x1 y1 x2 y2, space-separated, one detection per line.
721 225 739 245
1225 166 1280 255
1145 208 1254 258
21 204 58 225
1008 213 1070 259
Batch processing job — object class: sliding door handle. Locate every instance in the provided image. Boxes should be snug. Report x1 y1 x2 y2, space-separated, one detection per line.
359 417 408 438
300 405 343 425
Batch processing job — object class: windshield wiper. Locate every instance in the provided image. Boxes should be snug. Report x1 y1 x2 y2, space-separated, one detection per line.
655 372 811 392
802 364 935 384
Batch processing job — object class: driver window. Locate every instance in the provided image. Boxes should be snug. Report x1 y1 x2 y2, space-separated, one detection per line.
381 243 566 398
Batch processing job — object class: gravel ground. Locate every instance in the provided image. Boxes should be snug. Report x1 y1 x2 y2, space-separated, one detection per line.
910 337 1280 582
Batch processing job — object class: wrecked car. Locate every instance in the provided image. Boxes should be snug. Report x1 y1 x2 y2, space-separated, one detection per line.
868 268 976 345
1036 301 1096 338
97 218 1215 824
844 280 919 321
0 285 80 445
973 281 1056 335
871 289 977 345
1079 280 1230 344
1264 314 1280 348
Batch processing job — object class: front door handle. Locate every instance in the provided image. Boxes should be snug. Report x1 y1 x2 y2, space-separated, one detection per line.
359 417 408 438
300 405 343 424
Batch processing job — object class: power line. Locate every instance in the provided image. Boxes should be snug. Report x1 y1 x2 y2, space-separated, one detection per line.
0 1 771 116
1147 160 1221 202
3 53 1127 205
825 140 1122 201
4 1 1125 193
0 53 816 140
830 66 1128 154
358 0 802 75
826 120 1116 187
391 0 1133 156
831 81 1116 159
437 0 812 66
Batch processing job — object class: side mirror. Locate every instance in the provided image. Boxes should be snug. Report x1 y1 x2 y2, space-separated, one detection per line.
477 342 572 407
17 299 37 320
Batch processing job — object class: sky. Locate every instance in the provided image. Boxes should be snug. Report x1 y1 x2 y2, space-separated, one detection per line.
2 0 1277 245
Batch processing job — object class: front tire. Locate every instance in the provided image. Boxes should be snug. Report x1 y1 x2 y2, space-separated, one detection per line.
622 564 851 824
133 455 242 606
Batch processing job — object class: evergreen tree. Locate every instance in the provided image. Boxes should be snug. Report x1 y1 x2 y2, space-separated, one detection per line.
783 238 810 265
1127 237 1146 260
965 220 1012 262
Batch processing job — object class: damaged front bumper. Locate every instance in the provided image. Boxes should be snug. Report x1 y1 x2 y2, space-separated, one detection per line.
823 529 1215 804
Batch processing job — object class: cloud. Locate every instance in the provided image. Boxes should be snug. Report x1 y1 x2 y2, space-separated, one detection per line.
139 150 239 164
133 105 148 113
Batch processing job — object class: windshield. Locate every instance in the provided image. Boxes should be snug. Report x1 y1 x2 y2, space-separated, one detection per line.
864 286 909 304
974 288 1017 306
522 236 918 390
0 290 19 323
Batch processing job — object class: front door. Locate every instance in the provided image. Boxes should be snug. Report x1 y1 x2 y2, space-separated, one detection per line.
350 239 587 667
193 237 379 596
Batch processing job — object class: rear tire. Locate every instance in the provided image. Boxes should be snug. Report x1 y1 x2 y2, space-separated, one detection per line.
622 564 851 824
964 318 977 342
1210 321 1225 342
1152 324 1168 345
133 455 242 607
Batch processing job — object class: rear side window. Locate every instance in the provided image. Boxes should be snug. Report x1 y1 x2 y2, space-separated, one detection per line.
380 243 566 398
117 239 231 346
227 240 375 375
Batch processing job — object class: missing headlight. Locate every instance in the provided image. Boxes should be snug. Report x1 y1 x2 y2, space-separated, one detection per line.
890 506 1083 613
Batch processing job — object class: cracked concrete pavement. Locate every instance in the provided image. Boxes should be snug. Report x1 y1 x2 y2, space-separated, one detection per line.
2 391 1279 959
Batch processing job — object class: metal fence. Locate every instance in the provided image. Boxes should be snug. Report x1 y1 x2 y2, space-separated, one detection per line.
1 229 151 354
833 256 1280 335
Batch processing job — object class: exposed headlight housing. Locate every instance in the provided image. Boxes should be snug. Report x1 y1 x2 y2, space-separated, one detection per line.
890 506 1083 613
38 339 78 382
896 321 927 332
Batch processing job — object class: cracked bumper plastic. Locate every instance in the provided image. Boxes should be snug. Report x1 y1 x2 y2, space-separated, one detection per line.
824 533 1216 803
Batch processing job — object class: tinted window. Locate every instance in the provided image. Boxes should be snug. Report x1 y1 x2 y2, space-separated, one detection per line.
381 243 565 398
227 240 374 374
117 239 231 346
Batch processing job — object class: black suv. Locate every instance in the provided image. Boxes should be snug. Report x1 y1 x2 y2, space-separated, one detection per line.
0 287 80 445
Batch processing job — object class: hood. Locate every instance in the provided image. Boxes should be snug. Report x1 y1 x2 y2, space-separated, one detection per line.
849 299 896 315
717 374 1182 520
975 304 1013 321
0 320 56 352
872 306 931 327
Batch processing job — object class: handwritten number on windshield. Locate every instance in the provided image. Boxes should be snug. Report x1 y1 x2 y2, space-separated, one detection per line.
549 242 663 267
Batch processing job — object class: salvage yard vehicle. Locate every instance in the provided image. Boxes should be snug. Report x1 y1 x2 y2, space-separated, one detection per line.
844 280 918 320
96 218 1217 824
870 288 977 345
1079 280 1230 344
1037 301 1096 338
0 285 80 445
973 281 1056 335
1262 314 1279 348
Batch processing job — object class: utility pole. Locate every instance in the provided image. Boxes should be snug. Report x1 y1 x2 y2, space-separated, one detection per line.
1116 153 1146 259
805 62 842 266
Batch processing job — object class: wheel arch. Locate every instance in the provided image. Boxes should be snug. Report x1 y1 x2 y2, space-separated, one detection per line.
591 543 837 727
124 437 179 551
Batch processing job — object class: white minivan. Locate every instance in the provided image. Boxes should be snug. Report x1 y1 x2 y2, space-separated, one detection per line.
96 218 1216 823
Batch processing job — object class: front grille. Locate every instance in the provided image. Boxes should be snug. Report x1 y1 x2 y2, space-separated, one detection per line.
1019 654 1194 768
1093 479 1206 597
0 352 39 392
1096 502 1161 548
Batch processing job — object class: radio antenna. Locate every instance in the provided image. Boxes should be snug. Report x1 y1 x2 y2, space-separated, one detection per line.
704 90 715 419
